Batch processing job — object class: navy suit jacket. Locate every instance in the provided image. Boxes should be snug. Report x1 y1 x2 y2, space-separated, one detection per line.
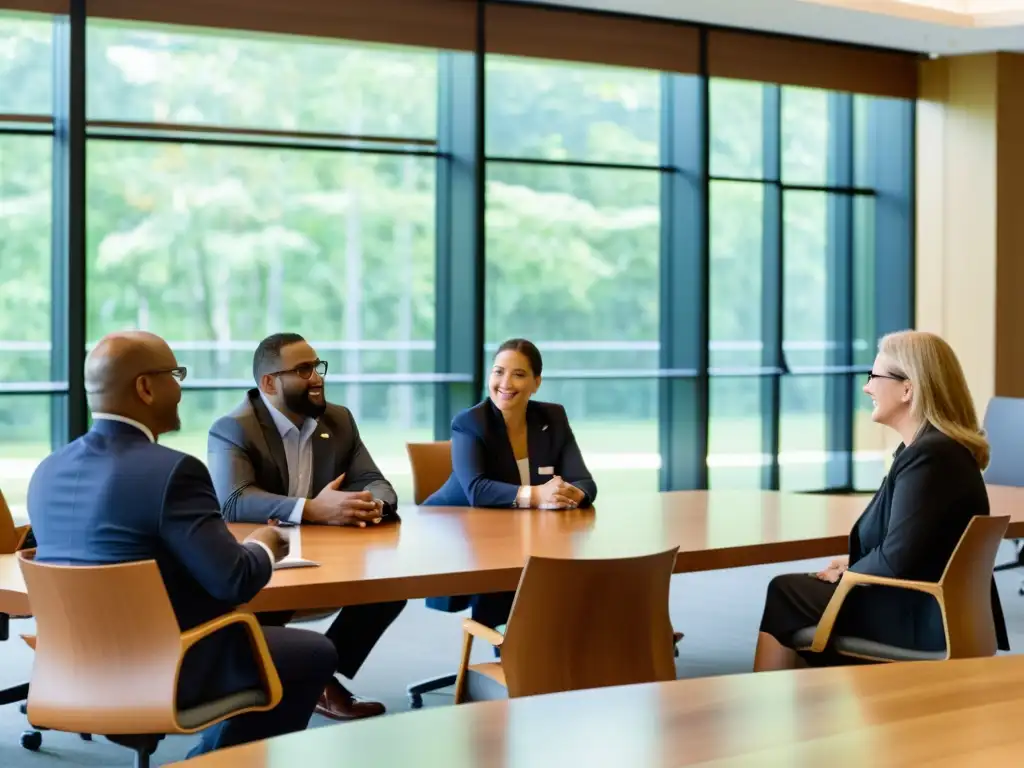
27 419 274 707
425 399 597 508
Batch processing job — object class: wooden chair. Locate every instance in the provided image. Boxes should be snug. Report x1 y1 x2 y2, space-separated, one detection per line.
17 551 283 768
406 441 452 505
794 515 1009 662
454 548 679 703
0 487 30 555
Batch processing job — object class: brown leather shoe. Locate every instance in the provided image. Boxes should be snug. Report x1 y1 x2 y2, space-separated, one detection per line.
314 679 385 721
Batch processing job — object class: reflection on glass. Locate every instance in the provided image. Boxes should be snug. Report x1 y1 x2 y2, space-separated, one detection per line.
165 386 433 507
0 14 52 115
710 79 764 179
486 55 660 164
87 22 438 138
0 395 54 520
710 181 764 370
0 135 52 384
780 376 827 491
782 86 829 186
708 377 763 489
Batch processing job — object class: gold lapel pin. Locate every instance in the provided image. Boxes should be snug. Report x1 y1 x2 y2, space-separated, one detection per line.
320 432 329 439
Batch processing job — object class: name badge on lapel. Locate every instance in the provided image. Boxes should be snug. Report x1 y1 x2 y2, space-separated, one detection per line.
539 466 555 476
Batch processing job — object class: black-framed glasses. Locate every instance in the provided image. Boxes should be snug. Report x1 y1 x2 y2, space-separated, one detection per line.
270 360 328 380
866 371 906 384
140 366 188 382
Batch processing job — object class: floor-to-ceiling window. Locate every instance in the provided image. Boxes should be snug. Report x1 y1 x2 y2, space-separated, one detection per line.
0 13 56 515
484 55 662 498
0 3 915 511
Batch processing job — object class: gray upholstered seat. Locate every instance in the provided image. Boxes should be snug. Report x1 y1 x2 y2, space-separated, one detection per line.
792 626 945 662
177 690 268 730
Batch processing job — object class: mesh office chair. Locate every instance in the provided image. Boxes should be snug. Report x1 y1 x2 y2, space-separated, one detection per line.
982 397 1024 592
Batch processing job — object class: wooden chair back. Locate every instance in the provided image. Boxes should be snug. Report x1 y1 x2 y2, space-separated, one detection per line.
406 441 452 504
18 551 281 736
0 487 29 554
500 548 679 699
938 514 1010 658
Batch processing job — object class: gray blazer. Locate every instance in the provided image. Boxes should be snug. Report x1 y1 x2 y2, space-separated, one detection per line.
208 389 399 524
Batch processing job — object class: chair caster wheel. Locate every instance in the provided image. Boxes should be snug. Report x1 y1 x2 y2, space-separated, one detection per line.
80 733 92 741
409 694 423 710
20 730 42 751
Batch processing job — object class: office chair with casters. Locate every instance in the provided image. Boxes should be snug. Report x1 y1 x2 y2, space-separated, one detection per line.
794 515 1009 663
0 486 42 750
454 548 679 703
403 441 460 708
17 551 283 768
980 397 1024 591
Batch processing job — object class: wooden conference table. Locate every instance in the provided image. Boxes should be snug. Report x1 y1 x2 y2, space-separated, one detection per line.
175 653 1024 767
3 487 1024 616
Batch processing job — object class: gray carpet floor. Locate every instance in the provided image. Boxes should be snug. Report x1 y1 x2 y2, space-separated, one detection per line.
3 543 1023 767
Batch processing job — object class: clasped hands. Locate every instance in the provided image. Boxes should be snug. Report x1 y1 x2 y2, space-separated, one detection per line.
303 473 384 527
813 555 849 583
532 475 585 510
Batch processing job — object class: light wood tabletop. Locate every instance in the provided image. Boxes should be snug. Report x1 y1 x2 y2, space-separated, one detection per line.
175 653 1024 767
4 487 1024 615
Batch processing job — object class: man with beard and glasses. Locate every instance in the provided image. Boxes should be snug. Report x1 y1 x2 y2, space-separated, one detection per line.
207 332 405 722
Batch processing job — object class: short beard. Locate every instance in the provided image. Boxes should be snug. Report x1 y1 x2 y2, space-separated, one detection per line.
283 388 326 420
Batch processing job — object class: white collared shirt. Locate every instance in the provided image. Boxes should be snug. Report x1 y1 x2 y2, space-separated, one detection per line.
259 393 319 524
91 412 156 443
91 411 276 565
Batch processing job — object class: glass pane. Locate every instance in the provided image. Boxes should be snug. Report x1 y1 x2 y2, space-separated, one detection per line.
708 377 763 489
853 195 876 367
485 164 659 373
709 79 764 179
0 135 52 383
783 190 828 369
780 375 827 491
485 55 660 164
86 142 436 385
781 86 828 186
88 22 438 138
537 378 658 501
710 181 764 370
853 94 873 189
0 394 54 521
853 374 887 491
165 385 434 507
0 14 52 115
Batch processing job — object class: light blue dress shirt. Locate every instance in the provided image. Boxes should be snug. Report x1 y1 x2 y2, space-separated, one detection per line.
258 393 319 524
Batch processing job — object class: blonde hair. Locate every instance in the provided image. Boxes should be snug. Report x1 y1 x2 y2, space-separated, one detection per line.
878 330 989 469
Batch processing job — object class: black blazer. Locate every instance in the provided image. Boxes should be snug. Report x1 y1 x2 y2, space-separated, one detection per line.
845 423 1009 652
424 399 598 508
27 419 274 707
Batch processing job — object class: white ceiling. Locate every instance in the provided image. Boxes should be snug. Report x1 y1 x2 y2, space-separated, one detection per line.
524 0 1024 54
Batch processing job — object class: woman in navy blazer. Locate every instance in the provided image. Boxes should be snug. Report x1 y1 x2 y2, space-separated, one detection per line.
423 338 597 627
754 330 1008 671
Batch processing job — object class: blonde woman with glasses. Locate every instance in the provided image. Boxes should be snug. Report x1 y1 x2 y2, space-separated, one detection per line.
753 330 1009 671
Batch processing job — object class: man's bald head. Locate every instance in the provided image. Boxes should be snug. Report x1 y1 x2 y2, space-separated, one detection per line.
86 331 183 435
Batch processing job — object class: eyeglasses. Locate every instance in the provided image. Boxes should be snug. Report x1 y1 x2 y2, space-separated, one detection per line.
270 360 328 380
140 366 188 382
866 371 906 384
